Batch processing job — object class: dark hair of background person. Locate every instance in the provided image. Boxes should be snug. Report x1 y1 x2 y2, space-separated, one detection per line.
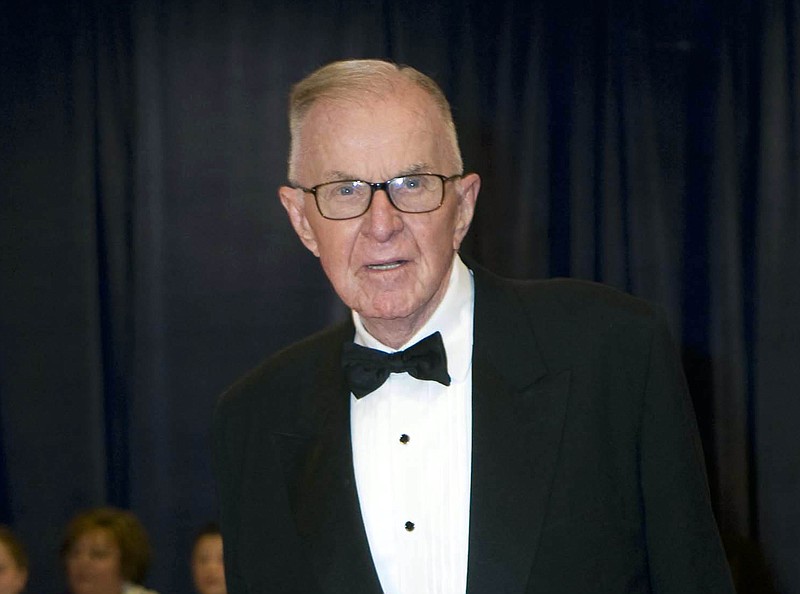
60 508 151 585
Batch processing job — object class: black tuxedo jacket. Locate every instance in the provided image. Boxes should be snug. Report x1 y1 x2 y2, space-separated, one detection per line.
213 264 734 593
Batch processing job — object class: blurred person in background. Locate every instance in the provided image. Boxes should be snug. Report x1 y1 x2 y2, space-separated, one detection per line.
190 523 226 594
0 526 28 594
60 507 158 594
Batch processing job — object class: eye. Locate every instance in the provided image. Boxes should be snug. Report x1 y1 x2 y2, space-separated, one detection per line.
334 184 356 196
323 181 364 199
391 175 427 194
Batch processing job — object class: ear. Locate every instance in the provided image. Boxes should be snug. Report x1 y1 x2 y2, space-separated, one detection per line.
278 186 320 257
452 172 480 250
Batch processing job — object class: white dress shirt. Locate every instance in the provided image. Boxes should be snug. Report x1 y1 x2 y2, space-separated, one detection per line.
351 255 474 594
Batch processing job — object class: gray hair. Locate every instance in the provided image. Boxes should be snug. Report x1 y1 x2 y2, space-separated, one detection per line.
287 59 463 180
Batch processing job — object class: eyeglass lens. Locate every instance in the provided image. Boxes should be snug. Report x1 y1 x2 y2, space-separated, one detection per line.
316 174 444 219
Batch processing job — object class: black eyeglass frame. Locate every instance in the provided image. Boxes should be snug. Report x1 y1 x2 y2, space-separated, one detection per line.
290 173 462 221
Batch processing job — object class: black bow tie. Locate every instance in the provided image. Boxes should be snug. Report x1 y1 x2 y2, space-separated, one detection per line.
341 331 451 398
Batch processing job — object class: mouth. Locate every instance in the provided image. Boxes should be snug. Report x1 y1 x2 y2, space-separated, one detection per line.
366 260 406 271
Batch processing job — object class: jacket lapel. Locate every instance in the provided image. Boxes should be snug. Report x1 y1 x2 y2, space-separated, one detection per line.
272 322 383 594
466 266 572 594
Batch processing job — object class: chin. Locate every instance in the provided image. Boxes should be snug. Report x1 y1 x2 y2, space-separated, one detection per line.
360 296 420 321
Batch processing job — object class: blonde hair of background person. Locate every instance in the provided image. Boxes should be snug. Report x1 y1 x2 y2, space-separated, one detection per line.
60 507 158 594
0 526 28 594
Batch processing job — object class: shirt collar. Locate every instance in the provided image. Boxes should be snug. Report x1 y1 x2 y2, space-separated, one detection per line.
352 254 474 382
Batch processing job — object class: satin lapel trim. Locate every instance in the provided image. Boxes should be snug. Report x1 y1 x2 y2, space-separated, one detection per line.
466 266 572 593
273 337 383 594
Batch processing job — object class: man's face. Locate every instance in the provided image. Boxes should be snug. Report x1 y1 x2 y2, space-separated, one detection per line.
279 83 479 345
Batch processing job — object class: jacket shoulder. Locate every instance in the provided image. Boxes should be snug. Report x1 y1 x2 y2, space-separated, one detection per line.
472 264 668 374
514 277 659 325
522 278 668 373
214 320 352 427
472 260 661 327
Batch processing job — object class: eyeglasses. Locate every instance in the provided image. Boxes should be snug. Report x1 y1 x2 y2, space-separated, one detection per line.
291 173 461 220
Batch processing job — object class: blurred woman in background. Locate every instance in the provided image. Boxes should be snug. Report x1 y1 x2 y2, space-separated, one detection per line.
0 526 28 594
60 507 158 594
190 523 225 594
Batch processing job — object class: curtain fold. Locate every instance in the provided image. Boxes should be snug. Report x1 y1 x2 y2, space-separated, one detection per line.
754 2 800 591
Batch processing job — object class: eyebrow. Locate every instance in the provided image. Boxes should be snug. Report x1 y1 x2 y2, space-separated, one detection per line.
322 163 434 182
322 170 359 182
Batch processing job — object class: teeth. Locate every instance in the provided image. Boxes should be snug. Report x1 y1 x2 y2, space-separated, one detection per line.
368 262 402 270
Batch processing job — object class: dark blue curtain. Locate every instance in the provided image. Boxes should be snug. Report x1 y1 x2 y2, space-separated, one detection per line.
1 1 797 593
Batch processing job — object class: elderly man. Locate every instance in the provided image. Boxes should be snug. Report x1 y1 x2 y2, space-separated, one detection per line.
213 59 734 594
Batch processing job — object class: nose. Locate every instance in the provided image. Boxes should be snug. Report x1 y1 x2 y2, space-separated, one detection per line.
361 189 403 241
